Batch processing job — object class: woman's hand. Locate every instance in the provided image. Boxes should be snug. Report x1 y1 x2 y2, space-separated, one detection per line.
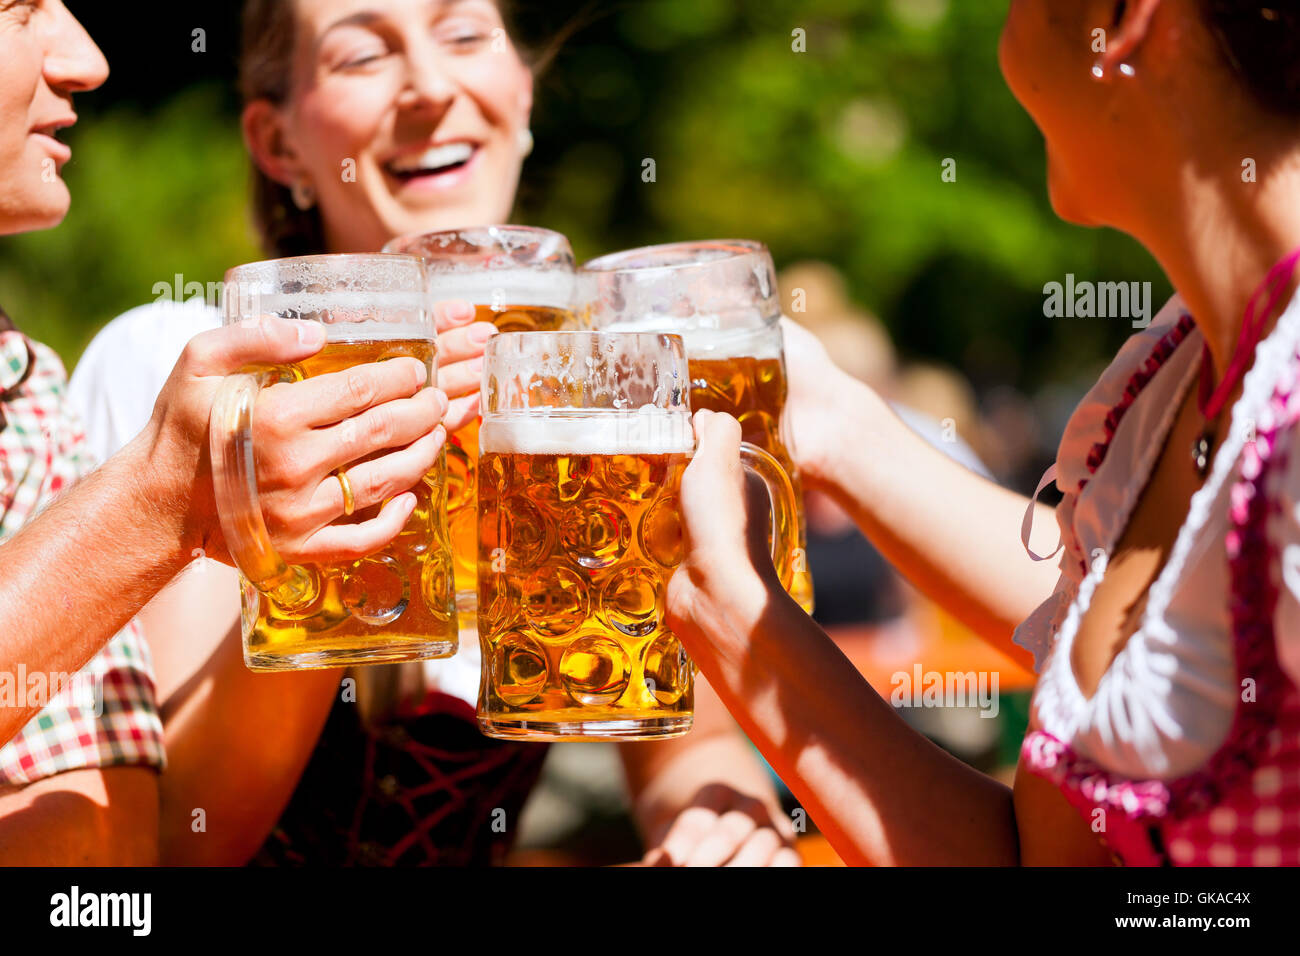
667 409 788 660
780 317 885 488
142 315 452 567
642 783 800 867
427 299 498 432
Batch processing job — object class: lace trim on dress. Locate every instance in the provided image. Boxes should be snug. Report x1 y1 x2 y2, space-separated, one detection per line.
1022 341 1300 825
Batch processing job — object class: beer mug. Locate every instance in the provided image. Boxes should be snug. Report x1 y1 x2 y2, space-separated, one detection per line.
384 227 577 623
476 331 800 740
211 254 459 671
582 240 815 614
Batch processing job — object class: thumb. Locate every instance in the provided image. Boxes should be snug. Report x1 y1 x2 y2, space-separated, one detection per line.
182 318 326 376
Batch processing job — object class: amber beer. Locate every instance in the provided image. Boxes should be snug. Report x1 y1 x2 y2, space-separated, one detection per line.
686 329 814 613
384 227 579 619
580 240 815 615
444 301 572 602
477 411 695 739
239 330 459 669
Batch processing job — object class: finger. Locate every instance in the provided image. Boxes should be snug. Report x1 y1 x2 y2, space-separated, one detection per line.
682 809 759 867
182 317 325 376
445 393 482 435
646 806 720 867
310 389 448 476
269 357 429 429
433 299 477 333
437 355 485 402
438 321 497 366
724 827 786 868
292 492 419 564
770 847 803 867
303 426 447 526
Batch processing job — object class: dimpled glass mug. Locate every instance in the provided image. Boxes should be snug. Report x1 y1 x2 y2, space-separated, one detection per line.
475 330 800 741
582 240 815 615
383 226 578 625
210 254 459 671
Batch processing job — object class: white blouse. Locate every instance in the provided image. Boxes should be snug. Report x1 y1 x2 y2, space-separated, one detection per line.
67 298 485 706
1015 291 1300 780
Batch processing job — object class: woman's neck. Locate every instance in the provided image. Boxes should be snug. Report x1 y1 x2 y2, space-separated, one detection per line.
1142 143 1300 377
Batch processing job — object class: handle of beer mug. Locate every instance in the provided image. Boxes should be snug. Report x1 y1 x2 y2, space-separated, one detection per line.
209 370 320 613
737 442 800 592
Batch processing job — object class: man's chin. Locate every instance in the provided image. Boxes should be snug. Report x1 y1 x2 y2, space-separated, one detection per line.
0 181 71 237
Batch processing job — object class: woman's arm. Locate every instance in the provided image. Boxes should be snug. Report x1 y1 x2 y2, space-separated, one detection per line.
137 566 340 866
619 674 799 866
667 410 1023 865
783 320 1059 664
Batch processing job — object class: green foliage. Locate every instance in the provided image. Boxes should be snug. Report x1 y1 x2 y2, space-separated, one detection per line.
0 0 1170 391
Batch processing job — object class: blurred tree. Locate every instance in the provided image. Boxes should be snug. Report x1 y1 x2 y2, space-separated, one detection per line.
1 0 1171 410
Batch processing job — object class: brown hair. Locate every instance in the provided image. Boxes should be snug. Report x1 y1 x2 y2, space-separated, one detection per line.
238 0 539 258
1203 1 1300 115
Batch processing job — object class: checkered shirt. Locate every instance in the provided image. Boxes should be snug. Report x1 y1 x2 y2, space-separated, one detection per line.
0 326 165 786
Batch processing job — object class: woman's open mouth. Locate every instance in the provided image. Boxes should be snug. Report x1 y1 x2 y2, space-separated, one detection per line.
384 142 480 191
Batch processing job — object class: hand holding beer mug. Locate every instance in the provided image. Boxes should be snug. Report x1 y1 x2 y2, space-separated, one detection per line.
210 254 459 671
582 241 815 614
384 227 577 622
476 331 799 740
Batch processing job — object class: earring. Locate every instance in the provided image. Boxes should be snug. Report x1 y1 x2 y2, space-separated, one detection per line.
518 128 534 158
291 180 316 212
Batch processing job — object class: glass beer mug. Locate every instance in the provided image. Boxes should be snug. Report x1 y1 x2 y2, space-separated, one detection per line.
582 240 815 614
476 331 800 741
383 227 577 623
211 254 459 671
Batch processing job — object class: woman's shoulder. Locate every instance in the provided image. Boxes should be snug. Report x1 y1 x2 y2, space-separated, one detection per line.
77 296 221 374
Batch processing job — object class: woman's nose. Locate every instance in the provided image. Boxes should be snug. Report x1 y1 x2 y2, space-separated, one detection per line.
397 51 457 115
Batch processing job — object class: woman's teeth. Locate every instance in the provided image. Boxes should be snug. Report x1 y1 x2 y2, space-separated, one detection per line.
387 143 475 177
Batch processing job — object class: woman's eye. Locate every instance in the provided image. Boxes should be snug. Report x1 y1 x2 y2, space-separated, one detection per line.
337 50 388 70
439 21 492 51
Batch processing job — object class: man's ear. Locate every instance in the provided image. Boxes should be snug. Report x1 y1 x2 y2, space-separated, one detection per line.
242 99 304 189
1096 0 1163 76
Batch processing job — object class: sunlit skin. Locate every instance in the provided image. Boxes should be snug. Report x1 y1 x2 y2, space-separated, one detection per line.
149 0 798 868
0 0 106 234
669 0 1300 864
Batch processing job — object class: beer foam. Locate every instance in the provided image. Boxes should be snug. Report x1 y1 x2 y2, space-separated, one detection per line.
480 408 694 456
431 269 575 311
233 290 430 315
599 318 782 359
317 321 435 343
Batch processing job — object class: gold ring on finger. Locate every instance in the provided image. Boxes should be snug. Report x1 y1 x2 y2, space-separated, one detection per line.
336 468 355 516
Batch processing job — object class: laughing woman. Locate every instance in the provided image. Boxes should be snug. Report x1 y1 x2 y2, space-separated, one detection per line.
71 0 796 867
669 0 1300 866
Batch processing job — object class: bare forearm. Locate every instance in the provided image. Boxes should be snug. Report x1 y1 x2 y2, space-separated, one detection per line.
0 435 189 743
684 575 1020 865
816 380 1058 661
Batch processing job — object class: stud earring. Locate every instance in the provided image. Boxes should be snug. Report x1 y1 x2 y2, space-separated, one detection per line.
518 128 534 158
291 180 316 211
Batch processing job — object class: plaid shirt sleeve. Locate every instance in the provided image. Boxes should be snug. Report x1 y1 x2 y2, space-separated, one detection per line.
0 330 165 787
